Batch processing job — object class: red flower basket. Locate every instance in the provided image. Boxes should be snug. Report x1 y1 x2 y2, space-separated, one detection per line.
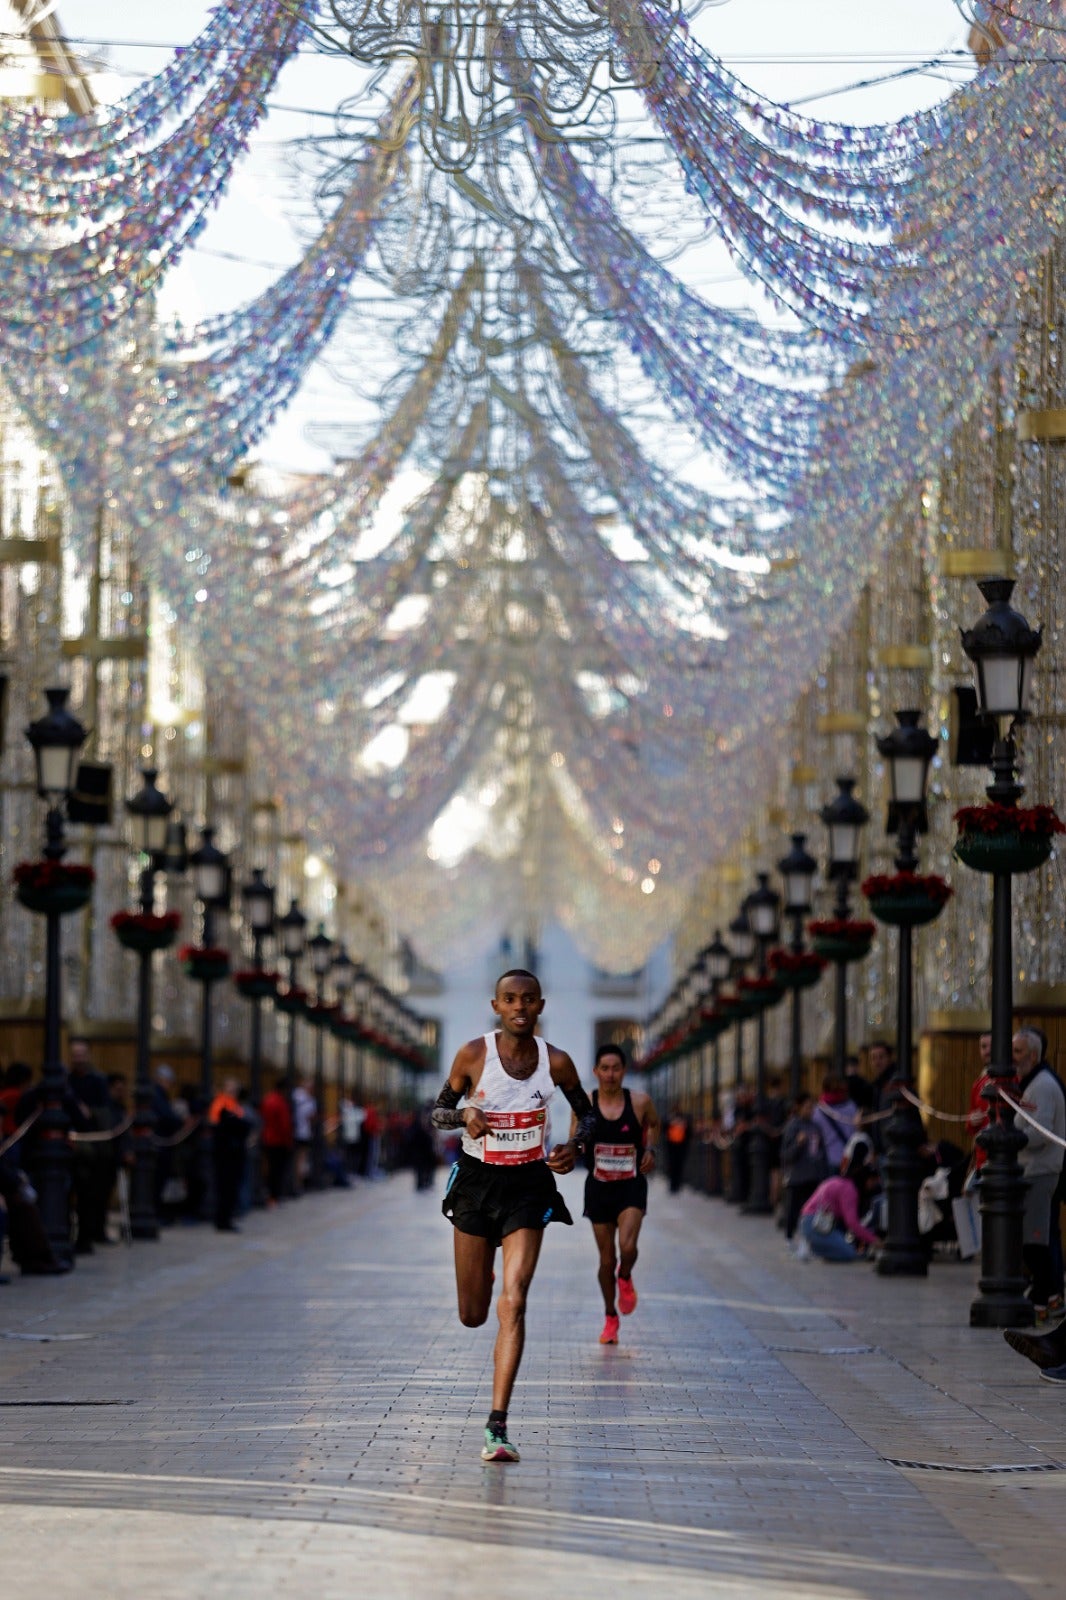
232 968 280 1001
14 859 95 916
861 871 953 928
954 803 1064 875
111 909 182 953
305 1000 341 1030
736 974 785 1012
767 948 829 990
179 944 230 982
275 984 309 1017
808 918 877 964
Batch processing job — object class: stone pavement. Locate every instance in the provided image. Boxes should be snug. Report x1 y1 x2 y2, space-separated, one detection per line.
0 1170 1063 1599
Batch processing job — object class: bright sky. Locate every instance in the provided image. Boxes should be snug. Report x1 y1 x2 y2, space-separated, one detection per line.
54 0 972 476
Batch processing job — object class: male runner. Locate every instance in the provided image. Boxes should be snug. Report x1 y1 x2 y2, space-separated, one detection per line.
432 969 596 1464
574 1044 659 1345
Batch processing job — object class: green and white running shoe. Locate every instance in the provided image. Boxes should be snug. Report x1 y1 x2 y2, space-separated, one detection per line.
481 1423 520 1463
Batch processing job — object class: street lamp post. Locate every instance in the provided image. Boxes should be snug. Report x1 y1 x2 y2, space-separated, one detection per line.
188 826 230 1220
820 777 870 1077
726 905 755 1204
240 868 276 1111
777 833 818 1099
240 867 275 1207
279 899 308 1095
124 768 174 1240
307 922 334 1188
352 962 373 1105
332 945 356 1162
744 872 781 1215
875 710 938 1279
962 578 1043 1329
700 932 732 1121
23 687 87 1268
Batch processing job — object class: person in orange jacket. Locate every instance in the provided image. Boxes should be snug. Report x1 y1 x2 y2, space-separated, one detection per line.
209 1077 249 1233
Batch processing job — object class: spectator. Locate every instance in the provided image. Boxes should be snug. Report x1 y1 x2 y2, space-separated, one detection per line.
67 1039 112 1253
209 1076 250 1233
664 1105 692 1194
864 1040 898 1155
237 1085 261 1214
798 1141 881 1263
1013 1027 1066 1320
260 1076 293 1206
966 1032 993 1170
781 1093 829 1246
362 1101 382 1179
340 1093 365 1175
151 1064 184 1221
291 1077 316 1193
812 1075 861 1173
0 1062 32 1139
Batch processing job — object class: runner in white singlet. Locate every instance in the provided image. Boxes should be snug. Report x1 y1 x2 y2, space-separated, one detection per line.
431 968 597 1464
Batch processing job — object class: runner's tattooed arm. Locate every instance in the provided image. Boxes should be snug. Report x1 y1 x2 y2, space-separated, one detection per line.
430 1080 465 1131
562 1078 597 1151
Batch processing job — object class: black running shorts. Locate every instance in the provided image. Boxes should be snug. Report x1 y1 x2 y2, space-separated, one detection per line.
583 1173 648 1225
442 1154 574 1245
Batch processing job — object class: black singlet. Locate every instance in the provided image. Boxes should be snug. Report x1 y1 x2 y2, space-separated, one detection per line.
587 1088 644 1183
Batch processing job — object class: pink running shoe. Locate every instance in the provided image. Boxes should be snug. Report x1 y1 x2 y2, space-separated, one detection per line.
617 1275 638 1316
599 1314 620 1345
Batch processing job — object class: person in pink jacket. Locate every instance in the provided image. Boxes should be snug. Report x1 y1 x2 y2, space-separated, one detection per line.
799 1143 880 1262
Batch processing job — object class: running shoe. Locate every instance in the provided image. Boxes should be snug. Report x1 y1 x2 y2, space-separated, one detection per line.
481 1424 520 1463
599 1313 620 1345
1040 1362 1066 1384
617 1275 638 1316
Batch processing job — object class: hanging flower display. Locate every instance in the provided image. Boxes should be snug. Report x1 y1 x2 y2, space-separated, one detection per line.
807 919 877 964
275 984 309 1016
736 973 785 1012
861 871 953 928
14 860 95 916
767 948 828 990
954 803 1065 875
232 968 280 1001
111 909 182 953
178 944 231 981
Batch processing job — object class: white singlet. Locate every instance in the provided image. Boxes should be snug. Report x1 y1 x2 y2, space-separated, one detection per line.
461 1032 555 1165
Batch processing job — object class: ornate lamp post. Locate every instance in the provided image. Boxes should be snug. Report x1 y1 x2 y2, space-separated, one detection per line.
332 944 356 1157
725 904 755 1204
777 833 819 1099
700 931 732 1120
279 898 308 1088
239 867 276 1115
352 961 373 1102
22 687 87 1268
874 710 939 1279
123 768 174 1240
820 777 870 1077
307 922 334 1188
187 826 230 1219
744 872 781 1215
961 578 1043 1329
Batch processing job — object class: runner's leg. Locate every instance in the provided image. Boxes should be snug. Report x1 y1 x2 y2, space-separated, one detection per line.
617 1206 644 1282
492 1226 543 1414
592 1221 618 1315
454 1229 496 1327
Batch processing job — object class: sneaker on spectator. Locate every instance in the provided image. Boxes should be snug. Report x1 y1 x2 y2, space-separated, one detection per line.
1039 1362 1066 1384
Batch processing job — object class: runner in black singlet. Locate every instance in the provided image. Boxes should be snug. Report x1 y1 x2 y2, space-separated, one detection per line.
573 1044 660 1345
431 969 597 1464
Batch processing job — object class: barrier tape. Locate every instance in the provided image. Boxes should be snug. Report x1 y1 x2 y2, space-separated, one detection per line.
0 1108 41 1158
998 1089 1066 1153
70 1113 135 1145
155 1116 202 1149
899 1086 975 1125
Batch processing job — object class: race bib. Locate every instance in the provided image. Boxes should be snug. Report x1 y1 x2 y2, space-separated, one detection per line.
482 1108 546 1165
593 1142 638 1182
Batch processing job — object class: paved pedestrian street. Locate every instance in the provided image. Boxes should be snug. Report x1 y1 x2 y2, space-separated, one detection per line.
1 1173 1063 1599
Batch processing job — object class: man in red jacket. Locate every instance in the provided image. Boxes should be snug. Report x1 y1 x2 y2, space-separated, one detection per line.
260 1076 293 1206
